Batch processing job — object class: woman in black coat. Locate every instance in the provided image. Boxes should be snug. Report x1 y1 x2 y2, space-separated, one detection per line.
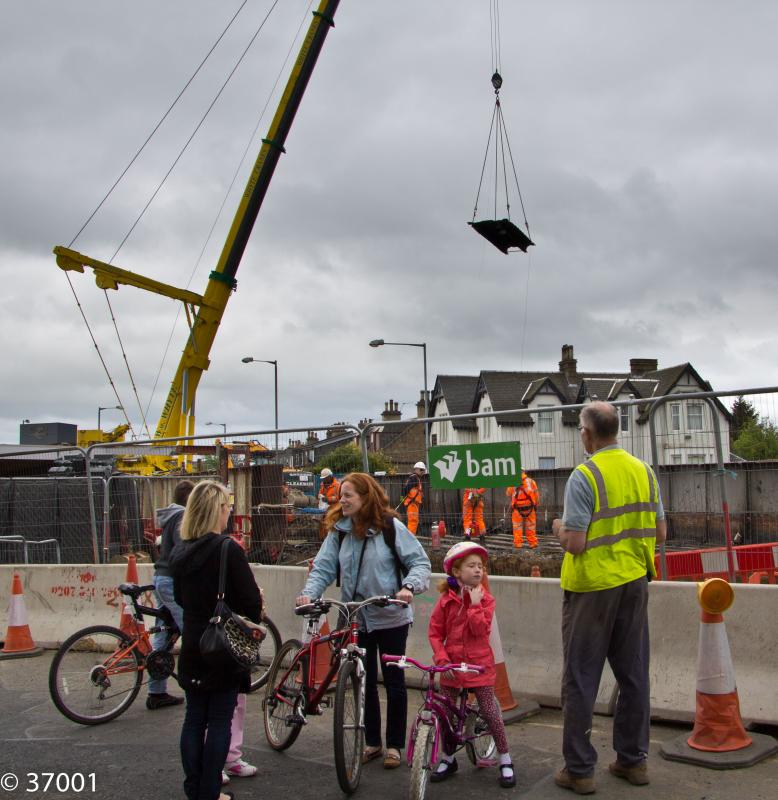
169 481 262 800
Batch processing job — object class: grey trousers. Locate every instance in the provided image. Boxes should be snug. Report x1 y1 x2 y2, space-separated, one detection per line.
561 576 650 777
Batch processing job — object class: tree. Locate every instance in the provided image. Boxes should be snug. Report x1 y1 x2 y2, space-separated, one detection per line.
316 443 395 475
730 396 759 446
731 417 778 461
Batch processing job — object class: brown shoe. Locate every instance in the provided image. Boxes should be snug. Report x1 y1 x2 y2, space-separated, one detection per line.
554 767 595 795
608 760 649 785
383 749 402 769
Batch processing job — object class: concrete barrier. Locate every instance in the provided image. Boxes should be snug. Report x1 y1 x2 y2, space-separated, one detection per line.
2 565 776 724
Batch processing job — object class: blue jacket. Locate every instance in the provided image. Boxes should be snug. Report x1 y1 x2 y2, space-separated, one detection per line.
302 516 431 632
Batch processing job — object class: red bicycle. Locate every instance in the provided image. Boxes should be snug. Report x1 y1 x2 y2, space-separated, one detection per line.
263 595 407 795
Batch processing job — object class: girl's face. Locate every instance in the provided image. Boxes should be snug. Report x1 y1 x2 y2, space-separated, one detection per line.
339 481 363 518
453 554 485 588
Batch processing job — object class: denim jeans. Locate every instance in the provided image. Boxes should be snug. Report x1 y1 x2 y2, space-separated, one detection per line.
359 623 410 750
180 687 238 800
149 574 184 694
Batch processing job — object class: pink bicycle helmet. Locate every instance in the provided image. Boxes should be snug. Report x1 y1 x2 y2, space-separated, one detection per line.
443 540 488 575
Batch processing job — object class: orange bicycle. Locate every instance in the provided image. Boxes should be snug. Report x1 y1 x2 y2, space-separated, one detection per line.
49 582 280 725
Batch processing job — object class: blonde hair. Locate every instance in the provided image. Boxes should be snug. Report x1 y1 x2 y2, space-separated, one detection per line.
180 480 229 541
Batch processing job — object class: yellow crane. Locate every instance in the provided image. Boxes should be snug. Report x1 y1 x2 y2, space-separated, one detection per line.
53 0 341 473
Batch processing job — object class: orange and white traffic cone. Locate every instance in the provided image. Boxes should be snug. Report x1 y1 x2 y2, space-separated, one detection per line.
660 578 778 767
687 579 751 752
118 554 147 645
0 573 44 660
482 573 539 723
530 565 541 578
306 558 333 688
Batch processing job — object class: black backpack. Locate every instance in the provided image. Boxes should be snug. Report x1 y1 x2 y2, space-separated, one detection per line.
335 514 407 591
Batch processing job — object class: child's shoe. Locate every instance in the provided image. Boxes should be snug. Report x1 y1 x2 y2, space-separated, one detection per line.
430 757 458 782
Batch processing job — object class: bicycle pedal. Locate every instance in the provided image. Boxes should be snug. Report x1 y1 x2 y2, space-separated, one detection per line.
286 714 307 726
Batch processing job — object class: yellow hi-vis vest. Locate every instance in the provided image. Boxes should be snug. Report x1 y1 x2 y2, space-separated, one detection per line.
560 448 659 593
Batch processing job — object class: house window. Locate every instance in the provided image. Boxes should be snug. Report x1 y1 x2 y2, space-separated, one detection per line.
671 454 682 465
482 407 492 438
688 454 705 464
538 405 553 434
670 404 681 432
431 433 438 446
538 457 555 469
620 406 629 432
687 403 704 431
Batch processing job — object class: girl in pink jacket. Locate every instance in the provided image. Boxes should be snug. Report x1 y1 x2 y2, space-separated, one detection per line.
427 540 515 789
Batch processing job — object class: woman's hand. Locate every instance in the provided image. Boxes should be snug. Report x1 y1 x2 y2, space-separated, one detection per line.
395 587 414 604
466 585 484 605
295 594 312 606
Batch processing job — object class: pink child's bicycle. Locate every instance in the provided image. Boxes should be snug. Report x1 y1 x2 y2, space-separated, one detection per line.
382 654 497 800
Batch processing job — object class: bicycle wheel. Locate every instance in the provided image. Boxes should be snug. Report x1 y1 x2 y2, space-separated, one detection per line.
333 658 365 795
409 723 435 800
464 708 497 765
49 625 143 725
263 638 305 751
249 616 282 693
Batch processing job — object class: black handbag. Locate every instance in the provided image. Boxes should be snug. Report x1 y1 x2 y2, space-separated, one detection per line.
199 538 264 670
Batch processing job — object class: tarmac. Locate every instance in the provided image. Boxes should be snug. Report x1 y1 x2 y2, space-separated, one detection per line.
1 651 777 800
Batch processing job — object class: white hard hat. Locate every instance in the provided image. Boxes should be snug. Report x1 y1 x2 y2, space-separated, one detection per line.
414 461 427 471
320 468 333 479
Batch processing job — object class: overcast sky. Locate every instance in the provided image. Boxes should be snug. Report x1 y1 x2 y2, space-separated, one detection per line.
2 0 777 446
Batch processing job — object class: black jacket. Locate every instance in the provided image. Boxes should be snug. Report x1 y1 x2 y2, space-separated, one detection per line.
170 533 262 692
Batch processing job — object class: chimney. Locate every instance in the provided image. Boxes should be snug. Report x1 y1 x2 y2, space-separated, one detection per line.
630 358 658 376
416 390 429 419
306 430 319 444
559 344 578 381
381 399 402 421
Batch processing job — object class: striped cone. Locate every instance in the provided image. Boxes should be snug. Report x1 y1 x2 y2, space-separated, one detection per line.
482 573 539 723
306 558 333 688
660 578 778 767
118 555 148 651
0 573 43 659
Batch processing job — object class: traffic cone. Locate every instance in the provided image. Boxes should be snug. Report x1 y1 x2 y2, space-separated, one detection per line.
306 558 333 688
0 573 44 659
118 554 147 648
530 565 541 578
660 578 778 767
481 573 539 723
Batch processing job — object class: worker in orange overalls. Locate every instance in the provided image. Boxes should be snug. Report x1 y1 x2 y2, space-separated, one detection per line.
318 468 340 507
402 461 426 535
462 487 486 541
506 471 539 548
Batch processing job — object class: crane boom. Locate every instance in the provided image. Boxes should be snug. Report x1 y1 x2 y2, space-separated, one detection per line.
54 0 341 460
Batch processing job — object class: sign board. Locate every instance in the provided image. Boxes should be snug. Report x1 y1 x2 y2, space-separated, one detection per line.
428 442 522 489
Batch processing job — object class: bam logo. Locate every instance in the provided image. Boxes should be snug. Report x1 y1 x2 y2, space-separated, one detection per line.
433 450 463 482
428 442 522 489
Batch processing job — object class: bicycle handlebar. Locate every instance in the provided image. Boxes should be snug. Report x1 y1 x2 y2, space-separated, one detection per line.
294 595 408 618
381 654 485 675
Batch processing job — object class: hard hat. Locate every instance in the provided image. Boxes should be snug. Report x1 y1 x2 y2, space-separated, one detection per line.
443 540 488 575
320 468 333 479
413 461 427 471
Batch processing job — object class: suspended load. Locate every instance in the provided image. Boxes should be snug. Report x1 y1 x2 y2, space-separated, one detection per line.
469 67 534 254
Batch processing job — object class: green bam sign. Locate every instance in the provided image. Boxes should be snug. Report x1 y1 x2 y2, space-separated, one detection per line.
428 442 522 489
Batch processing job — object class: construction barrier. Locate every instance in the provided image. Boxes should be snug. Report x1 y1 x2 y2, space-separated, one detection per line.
1 565 778 725
655 542 778 583
0 572 44 659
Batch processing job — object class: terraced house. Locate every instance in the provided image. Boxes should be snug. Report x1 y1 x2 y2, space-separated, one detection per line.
430 345 731 470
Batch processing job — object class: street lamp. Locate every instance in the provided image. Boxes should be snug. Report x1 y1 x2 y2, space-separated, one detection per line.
369 339 429 451
97 405 123 430
205 421 227 437
241 356 279 456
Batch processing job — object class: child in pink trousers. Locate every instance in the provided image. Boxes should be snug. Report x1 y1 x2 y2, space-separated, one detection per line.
428 540 515 788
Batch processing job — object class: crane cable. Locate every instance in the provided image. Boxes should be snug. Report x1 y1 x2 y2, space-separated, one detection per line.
108 0 283 265
143 0 316 423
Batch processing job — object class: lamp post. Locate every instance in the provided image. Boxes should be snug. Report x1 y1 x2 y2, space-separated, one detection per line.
205 421 227 437
369 339 429 452
241 357 279 457
97 405 122 430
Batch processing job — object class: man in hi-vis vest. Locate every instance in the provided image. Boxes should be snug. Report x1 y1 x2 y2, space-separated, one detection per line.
552 402 666 795
402 461 426 535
